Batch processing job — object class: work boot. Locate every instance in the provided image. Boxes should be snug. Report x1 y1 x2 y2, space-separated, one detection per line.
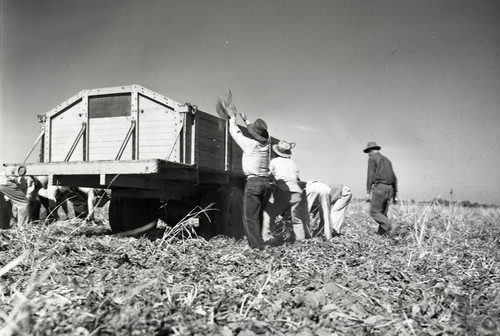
388 223 401 238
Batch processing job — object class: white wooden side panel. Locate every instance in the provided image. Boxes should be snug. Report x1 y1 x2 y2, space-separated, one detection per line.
50 101 85 162
89 117 133 160
138 95 180 161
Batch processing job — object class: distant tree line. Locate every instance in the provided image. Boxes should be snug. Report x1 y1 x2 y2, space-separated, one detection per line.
427 198 499 209
352 198 499 208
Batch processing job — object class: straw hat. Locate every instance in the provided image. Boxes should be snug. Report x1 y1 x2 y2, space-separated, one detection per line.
273 140 296 158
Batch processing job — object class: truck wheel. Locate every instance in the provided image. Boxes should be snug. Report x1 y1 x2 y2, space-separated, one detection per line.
197 191 218 237
109 198 159 236
159 200 192 227
217 187 245 239
0 197 11 229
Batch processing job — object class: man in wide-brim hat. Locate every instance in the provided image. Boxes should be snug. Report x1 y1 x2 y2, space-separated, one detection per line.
363 141 381 153
364 141 399 237
266 140 309 243
225 101 272 249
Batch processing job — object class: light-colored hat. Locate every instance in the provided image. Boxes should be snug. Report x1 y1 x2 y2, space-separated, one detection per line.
273 140 296 158
248 118 269 142
363 141 381 153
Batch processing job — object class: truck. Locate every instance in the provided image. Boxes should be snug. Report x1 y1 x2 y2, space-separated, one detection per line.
3 85 277 237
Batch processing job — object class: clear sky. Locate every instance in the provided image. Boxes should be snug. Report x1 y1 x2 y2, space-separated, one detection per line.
1 0 499 205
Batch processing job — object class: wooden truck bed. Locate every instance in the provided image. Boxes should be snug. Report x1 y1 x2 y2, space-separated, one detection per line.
5 84 248 187
4 84 275 236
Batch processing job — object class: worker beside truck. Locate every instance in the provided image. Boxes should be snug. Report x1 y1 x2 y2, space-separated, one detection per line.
1 172 109 228
2 84 361 243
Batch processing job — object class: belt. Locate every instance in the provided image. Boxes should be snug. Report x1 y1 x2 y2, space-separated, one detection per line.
374 182 392 186
247 175 270 180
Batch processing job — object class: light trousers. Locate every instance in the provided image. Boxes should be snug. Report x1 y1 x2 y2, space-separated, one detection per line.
306 182 352 239
330 185 352 233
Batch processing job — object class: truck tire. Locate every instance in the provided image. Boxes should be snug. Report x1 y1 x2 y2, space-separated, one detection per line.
109 198 160 236
216 186 245 239
198 190 218 237
0 197 11 229
160 200 192 227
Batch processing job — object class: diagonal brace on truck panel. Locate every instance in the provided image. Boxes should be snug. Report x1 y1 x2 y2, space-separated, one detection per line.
116 120 136 160
23 128 45 164
64 122 86 162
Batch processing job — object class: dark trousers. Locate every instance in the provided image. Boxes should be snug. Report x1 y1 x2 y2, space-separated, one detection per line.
243 177 272 249
369 183 394 234
0 194 11 229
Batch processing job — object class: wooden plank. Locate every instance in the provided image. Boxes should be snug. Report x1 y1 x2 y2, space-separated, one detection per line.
197 131 225 141
137 114 176 122
88 128 132 137
140 124 177 132
195 110 227 172
139 135 177 142
197 120 226 131
4 159 167 176
198 150 226 160
136 88 178 111
46 95 85 119
89 116 132 161
50 103 85 162
90 144 133 161
138 94 182 162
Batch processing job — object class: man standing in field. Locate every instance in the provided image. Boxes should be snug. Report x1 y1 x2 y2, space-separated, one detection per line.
220 96 272 249
364 142 399 237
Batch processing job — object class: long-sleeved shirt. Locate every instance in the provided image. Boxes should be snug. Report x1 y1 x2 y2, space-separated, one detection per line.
228 118 270 177
0 175 28 204
269 157 302 193
366 152 398 193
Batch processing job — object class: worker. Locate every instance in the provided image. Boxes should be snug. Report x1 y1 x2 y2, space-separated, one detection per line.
0 174 44 228
305 181 352 238
364 141 399 237
44 186 109 222
266 140 309 243
222 96 272 249
1 174 29 228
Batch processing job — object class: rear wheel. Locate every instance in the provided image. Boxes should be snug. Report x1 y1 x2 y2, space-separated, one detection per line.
217 187 245 239
109 198 160 236
198 190 219 237
0 197 11 229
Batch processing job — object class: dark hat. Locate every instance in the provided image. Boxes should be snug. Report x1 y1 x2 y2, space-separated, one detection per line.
272 140 296 158
363 141 381 153
248 118 269 142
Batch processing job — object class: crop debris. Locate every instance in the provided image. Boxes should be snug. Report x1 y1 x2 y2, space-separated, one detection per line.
1 201 499 335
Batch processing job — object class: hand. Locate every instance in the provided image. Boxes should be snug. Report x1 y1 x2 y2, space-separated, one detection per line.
239 111 249 124
228 105 237 119
366 193 371 202
216 99 230 119
393 194 398 204
224 91 238 119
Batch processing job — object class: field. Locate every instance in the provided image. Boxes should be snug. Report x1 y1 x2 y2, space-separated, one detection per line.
1 200 499 336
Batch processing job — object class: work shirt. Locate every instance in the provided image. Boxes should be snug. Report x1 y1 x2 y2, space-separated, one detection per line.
329 183 344 203
0 175 28 204
228 118 270 177
269 157 302 193
306 182 344 206
366 152 398 193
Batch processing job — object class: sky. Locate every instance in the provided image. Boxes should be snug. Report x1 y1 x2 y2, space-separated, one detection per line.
1 0 499 205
